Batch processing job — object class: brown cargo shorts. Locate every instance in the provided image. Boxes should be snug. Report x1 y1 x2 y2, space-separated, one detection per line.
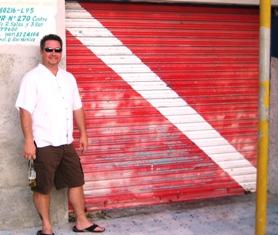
33 144 85 194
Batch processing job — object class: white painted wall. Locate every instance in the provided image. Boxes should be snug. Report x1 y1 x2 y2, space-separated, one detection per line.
0 0 67 230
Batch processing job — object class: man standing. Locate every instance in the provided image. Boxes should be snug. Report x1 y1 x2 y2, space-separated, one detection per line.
16 34 105 235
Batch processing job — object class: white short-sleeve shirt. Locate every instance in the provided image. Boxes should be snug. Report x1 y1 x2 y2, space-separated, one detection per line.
15 64 82 147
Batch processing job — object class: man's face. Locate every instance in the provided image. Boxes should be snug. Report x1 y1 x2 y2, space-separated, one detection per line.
41 40 62 67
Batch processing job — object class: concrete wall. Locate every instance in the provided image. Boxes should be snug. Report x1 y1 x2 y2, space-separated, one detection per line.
270 8 278 195
0 0 67 230
270 57 278 195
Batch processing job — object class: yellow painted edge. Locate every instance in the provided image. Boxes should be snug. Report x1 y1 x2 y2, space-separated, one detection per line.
256 119 269 235
257 1 271 235
259 119 269 151
260 0 271 28
260 80 270 108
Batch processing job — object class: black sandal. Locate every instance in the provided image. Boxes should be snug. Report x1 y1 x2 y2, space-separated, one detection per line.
36 230 54 235
73 223 105 233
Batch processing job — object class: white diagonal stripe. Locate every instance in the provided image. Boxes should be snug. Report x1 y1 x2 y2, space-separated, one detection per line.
66 2 256 191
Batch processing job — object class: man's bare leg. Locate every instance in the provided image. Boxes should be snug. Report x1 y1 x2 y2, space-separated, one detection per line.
68 186 104 232
33 192 53 234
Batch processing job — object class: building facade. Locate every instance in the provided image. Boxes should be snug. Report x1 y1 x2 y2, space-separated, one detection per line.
0 0 277 229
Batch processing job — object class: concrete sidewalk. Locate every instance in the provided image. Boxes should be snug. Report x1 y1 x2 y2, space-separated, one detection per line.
1 193 278 235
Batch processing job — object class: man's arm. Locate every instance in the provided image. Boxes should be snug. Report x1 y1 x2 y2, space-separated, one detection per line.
19 108 36 160
73 107 88 153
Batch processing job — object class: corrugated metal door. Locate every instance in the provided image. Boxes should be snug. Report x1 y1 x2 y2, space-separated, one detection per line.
66 1 259 211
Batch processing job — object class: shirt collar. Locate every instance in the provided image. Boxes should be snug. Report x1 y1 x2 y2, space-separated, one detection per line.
38 63 61 77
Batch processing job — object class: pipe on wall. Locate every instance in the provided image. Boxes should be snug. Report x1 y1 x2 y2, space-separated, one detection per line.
256 0 271 234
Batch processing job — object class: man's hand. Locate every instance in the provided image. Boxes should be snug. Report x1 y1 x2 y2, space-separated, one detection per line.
79 133 88 153
23 139 36 160
74 108 88 154
19 108 36 160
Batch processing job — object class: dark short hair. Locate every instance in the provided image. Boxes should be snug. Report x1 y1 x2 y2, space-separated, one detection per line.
40 34 63 50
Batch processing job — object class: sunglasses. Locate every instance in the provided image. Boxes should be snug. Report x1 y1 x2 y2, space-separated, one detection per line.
44 47 62 53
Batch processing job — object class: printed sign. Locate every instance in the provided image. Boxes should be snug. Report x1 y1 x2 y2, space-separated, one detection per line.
0 2 56 44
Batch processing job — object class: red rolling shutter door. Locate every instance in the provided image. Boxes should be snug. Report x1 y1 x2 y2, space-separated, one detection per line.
66 1 259 211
